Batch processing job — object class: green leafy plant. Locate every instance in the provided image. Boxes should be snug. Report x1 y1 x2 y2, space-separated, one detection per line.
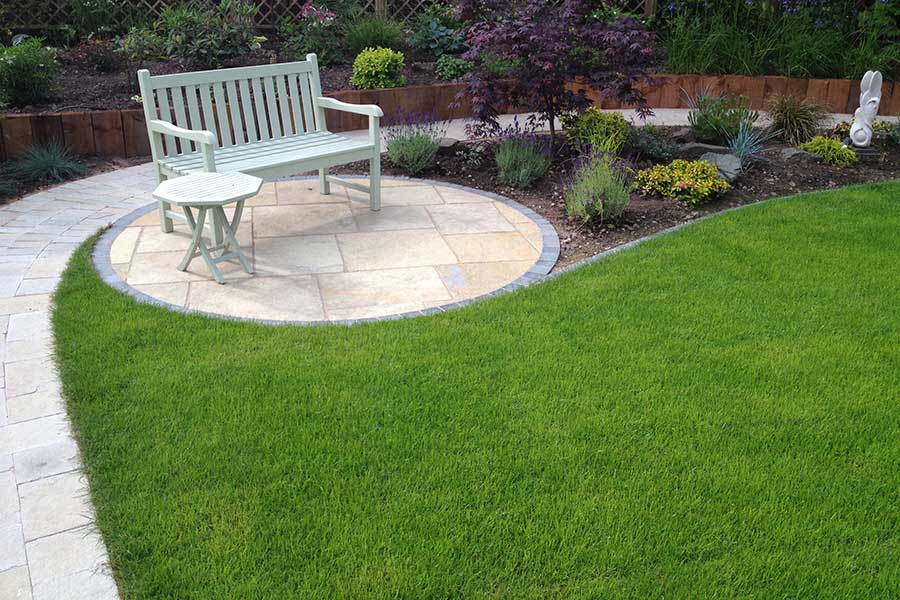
351 47 406 89
832 119 895 140
887 121 900 147
495 130 551 190
14 143 86 183
636 159 729 206
800 136 858 167
345 16 406 57
0 38 58 107
627 124 678 162
410 2 465 58
159 0 264 68
384 112 447 176
565 153 633 223
435 55 472 81
120 26 167 62
561 108 631 155
767 95 828 146
69 0 120 38
687 90 759 145
278 3 341 65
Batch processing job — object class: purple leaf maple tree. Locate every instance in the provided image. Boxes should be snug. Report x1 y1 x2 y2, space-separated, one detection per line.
457 0 659 149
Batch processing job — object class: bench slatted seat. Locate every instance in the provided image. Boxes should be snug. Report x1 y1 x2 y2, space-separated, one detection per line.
138 54 383 236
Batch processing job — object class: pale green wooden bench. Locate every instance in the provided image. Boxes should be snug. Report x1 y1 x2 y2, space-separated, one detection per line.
138 54 383 241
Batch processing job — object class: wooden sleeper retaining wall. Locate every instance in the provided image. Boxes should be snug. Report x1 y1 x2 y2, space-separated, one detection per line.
2 75 898 161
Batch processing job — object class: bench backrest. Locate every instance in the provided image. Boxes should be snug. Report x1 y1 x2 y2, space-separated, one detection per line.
138 56 327 159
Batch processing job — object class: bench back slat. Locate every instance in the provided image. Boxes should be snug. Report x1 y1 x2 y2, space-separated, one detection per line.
139 58 326 159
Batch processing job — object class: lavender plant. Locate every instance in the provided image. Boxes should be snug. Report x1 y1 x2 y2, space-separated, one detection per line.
565 152 634 224
494 122 552 189
384 111 448 176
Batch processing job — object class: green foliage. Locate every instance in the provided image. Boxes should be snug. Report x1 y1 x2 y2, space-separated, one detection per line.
565 153 633 223
345 17 406 58
277 4 341 65
0 178 17 198
800 136 858 167
636 159 729 205
351 47 406 89
435 55 472 81
0 38 58 107
71 38 121 73
687 91 759 145
14 143 86 183
561 108 631 155
159 0 264 68
831 119 895 140
119 26 167 62
726 122 775 170
767 95 828 146
887 121 900 148
627 124 677 162
410 2 465 58
495 136 551 189
386 135 439 176
68 0 120 38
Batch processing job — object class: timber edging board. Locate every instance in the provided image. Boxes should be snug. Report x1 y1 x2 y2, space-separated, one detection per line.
2 75 898 161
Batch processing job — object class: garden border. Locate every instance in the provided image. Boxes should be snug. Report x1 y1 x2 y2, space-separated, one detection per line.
91 175 561 327
4 74 899 161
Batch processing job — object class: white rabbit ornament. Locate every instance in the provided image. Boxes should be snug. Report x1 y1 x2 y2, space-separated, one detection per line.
849 71 882 148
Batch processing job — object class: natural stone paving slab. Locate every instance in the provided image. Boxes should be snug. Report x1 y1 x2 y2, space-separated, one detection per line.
99 178 560 324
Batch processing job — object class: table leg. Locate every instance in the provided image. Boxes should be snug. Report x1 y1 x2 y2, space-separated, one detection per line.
214 206 253 275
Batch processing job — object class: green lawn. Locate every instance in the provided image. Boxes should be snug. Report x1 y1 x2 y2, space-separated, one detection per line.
54 182 900 599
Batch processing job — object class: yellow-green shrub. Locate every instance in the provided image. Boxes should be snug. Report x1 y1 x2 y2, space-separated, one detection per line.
561 108 630 154
636 159 729 206
351 47 406 89
800 136 858 167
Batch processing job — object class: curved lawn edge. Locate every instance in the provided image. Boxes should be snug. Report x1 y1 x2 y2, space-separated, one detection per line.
53 180 900 597
91 175 561 327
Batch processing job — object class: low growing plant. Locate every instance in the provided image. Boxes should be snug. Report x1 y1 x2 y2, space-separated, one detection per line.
0 178 17 198
800 136 858 167
561 108 631 155
565 153 633 224
0 38 58 107
435 55 472 81
495 128 552 190
278 2 341 65
345 17 406 57
159 0 264 68
767 95 828 146
627 124 678 162
832 120 895 140
636 159 729 206
14 143 86 183
726 122 776 171
887 121 900 147
351 47 406 89
410 2 465 58
384 112 447 176
120 26 167 62
70 38 121 73
686 90 759 145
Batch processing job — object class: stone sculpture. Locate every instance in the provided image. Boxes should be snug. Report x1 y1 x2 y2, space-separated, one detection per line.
849 71 883 148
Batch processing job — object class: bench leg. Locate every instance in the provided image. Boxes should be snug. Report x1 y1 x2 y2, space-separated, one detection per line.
319 168 330 195
370 152 381 212
159 200 174 233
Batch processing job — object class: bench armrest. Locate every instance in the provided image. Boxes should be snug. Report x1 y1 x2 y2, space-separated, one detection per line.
148 120 218 146
316 97 384 118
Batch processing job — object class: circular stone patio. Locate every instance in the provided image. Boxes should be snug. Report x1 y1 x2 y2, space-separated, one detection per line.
97 178 559 323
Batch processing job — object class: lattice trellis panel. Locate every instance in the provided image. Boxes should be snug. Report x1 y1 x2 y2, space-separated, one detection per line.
1 0 655 32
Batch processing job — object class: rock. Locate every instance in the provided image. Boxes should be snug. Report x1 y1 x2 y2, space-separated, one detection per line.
699 152 742 183
780 147 820 162
437 137 461 155
671 127 693 143
678 142 730 159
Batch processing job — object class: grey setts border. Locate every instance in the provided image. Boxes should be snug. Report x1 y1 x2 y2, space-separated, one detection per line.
92 175 562 327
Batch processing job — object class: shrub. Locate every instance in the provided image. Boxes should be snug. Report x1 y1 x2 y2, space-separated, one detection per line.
278 3 341 65
887 121 900 147
69 0 120 38
410 2 465 58
800 136 858 167
345 17 405 57
384 112 447 176
120 26 167 63
351 47 406 89
627 124 678 162
0 38 58 107
458 0 657 148
435 55 472 81
561 108 630 155
565 153 633 224
70 38 121 73
767 95 828 146
495 131 552 189
687 91 759 145
832 119 895 140
14 143 86 183
159 0 264 68
636 159 729 206
726 122 776 171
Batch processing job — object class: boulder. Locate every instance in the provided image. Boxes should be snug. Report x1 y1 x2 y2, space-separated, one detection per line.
678 142 730 159
780 147 820 162
699 152 742 183
671 127 693 143
437 137 461 155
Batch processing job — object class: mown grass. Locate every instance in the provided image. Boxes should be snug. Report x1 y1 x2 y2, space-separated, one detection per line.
54 182 900 599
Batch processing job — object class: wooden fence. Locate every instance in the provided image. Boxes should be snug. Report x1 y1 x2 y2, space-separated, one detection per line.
2 0 658 32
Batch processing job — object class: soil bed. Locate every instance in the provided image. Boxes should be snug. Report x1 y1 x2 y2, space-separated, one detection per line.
344 130 900 269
